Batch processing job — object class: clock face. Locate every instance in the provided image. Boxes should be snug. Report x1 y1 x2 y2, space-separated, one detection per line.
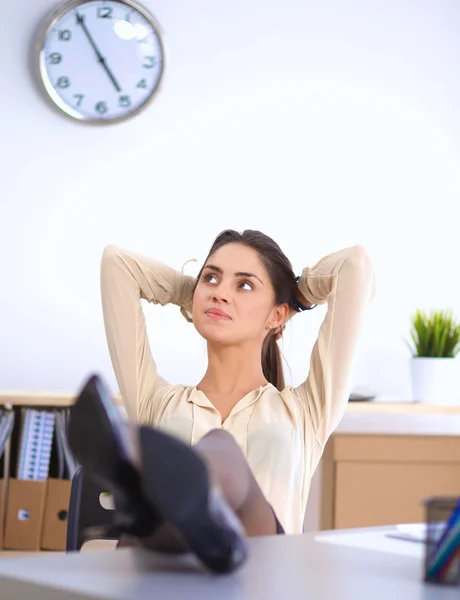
37 0 164 124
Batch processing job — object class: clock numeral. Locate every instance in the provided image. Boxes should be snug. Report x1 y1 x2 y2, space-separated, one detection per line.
56 76 70 88
136 78 147 88
48 52 62 64
95 101 108 114
119 95 131 108
142 56 156 69
58 29 72 41
73 94 84 107
97 6 113 18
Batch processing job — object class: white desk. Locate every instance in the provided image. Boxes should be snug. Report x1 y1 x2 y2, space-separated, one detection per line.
0 526 457 599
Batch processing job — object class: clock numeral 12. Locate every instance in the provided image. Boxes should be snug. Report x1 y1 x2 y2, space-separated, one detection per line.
97 6 113 18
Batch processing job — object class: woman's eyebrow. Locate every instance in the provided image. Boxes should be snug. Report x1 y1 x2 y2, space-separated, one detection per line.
235 271 264 285
203 264 222 273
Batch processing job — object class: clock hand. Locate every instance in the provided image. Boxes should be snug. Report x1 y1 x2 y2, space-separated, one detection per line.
76 12 122 92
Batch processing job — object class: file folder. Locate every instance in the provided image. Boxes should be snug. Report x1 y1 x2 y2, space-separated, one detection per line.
5 408 54 550
0 409 14 549
41 409 74 550
17 409 55 481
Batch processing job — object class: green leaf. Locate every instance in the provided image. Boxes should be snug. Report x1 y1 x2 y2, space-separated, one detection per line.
407 309 460 358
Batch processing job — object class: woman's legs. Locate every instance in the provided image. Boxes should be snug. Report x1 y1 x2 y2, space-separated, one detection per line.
118 428 279 551
194 429 278 537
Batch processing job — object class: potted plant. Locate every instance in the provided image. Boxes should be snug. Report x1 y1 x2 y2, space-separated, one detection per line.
408 309 460 404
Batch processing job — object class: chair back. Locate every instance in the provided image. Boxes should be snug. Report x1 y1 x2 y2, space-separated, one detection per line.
66 466 119 551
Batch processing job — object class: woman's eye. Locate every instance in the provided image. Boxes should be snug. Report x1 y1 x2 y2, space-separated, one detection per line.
239 281 253 291
204 273 217 284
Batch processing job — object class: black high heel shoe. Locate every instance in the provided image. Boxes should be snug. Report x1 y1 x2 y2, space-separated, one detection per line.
68 375 161 540
68 374 247 573
138 425 248 573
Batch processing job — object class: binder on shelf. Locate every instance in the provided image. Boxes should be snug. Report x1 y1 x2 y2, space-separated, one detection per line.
17 409 55 481
0 409 15 549
41 477 72 550
41 409 74 551
54 409 77 480
0 410 15 458
4 408 56 551
0 468 4 549
2 402 77 552
3 478 48 550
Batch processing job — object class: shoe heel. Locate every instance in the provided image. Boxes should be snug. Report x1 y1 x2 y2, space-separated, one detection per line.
68 375 161 539
68 374 133 482
138 426 247 573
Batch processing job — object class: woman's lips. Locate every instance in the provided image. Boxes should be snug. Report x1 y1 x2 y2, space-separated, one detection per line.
205 308 231 320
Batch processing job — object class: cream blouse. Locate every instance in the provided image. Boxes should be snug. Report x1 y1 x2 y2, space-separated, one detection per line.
100 244 376 534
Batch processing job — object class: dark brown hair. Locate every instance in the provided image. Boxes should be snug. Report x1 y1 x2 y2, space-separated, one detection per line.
194 230 298 390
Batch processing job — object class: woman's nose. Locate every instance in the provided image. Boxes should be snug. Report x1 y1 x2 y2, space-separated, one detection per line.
211 285 230 304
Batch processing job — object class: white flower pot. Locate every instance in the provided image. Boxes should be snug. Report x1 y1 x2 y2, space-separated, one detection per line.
410 357 460 405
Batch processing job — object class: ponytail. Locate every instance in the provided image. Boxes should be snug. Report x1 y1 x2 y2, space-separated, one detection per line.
262 332 285 391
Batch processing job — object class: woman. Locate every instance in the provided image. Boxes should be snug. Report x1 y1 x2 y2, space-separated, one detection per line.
68 229 375 573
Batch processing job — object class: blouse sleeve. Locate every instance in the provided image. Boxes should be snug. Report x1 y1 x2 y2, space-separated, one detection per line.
294 245 376 447
100 245 195 421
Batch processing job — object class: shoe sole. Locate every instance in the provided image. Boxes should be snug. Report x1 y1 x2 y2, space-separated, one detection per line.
138 425 247 574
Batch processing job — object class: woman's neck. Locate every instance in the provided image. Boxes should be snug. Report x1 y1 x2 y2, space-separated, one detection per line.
197 341 268 397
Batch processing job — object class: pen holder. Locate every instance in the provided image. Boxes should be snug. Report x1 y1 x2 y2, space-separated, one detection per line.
424 497 460 586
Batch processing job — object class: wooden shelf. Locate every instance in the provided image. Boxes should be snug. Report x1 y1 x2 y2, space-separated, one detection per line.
0 390 459 414
0 391 123 408
346 400 460 414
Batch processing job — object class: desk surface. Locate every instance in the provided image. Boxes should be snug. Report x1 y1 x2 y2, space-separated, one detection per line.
0 527 458 600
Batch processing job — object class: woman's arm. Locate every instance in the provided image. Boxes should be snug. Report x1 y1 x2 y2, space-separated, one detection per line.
100 245 195 421
294 245 376 446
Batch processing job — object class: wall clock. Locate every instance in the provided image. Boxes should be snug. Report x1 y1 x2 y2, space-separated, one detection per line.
36 0 165 124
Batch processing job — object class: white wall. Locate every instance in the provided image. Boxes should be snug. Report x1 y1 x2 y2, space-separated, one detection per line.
2 0 460 402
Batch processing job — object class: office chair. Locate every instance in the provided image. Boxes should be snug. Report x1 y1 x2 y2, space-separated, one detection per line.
66 466 120 552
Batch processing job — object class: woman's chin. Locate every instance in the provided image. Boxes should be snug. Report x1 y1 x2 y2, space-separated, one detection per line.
194 320 237 344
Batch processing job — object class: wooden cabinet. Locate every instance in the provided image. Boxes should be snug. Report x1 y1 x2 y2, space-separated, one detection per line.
320 434 460 530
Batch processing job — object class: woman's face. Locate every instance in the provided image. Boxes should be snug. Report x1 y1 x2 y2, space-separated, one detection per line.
193 243 285 345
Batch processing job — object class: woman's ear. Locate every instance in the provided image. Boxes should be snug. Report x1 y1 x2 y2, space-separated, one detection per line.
269 303 290 329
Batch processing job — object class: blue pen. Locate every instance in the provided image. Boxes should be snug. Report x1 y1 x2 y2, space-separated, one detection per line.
426 498 460 581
